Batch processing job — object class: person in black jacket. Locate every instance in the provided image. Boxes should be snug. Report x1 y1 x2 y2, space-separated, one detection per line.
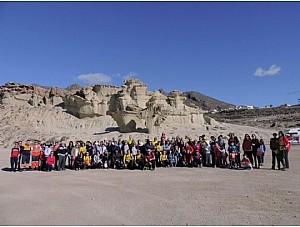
66 141 74 169
57 143 68 171
270 133 279 170
251 134 260 168
18 140 24 171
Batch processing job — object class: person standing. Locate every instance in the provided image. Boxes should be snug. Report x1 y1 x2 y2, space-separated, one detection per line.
269 133 279 170
242 134 253 166
278 131 289 170
217 135 227 168
10 142 20 172
251 134 260 168
234 136 241 167
21 140 32 170
209 136 217 168
71 143 80 170
66 141 74 169
18 141 24 171
57 143 68 171
257 139 266 168
42 143 52 171
31 140 41 170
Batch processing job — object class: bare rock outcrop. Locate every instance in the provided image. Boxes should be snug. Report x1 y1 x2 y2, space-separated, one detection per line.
0 79 217 137
0 82 66 107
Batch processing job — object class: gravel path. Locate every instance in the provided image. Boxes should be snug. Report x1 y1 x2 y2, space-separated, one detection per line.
1 146 299 225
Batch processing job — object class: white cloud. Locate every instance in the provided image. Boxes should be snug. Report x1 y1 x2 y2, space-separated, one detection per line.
122 72 138 81
254 64 281 77
77 73 112 85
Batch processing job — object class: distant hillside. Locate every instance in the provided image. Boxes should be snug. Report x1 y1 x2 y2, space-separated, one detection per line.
183 91 236 111
206 105 300 129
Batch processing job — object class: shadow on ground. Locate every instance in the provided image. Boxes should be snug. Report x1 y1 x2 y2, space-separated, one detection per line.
93 127 149 135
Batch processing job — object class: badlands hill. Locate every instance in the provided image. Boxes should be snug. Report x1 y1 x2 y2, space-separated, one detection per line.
0 79 275 146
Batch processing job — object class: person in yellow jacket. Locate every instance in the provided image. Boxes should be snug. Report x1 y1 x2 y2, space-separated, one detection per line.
155 141 163 152
123 150 133 169
155 141 163 167
160 150 168 167
152 137 159 146
127 135 133 147
80 142 87 155
134 150 144 170
83 153 91 169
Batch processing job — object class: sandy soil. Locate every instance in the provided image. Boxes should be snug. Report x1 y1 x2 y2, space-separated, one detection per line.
0 145 299 225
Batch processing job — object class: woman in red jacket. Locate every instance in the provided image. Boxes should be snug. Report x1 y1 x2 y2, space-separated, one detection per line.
46 151 56 172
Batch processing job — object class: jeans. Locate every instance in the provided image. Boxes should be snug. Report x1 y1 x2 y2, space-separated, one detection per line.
47 163 54 171
261 153 265 164
39 158 46 171
252 150 258 167
257 155 262 167
10 157 18 171
146 160 156 170
205 153 210 167
201 151 206 166
271 150 277 169
58 155 66 171
283 150 289 169
18 154 22 171
277 150 285 170
22 153 30 164
211 152 216 167
151 160 156 170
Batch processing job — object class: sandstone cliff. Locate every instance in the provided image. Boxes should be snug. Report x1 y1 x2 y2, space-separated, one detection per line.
0 79 221 145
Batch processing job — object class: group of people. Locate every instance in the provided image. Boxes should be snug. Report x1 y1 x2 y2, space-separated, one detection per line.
9 131 291 172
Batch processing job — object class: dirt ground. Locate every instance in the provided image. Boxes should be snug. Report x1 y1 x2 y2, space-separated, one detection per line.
0 146 299 226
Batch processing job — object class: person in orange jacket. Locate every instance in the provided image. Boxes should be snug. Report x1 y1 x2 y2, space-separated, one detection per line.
31 140 41 170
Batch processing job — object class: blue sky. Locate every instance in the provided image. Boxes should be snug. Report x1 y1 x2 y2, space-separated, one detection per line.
0 2 299 107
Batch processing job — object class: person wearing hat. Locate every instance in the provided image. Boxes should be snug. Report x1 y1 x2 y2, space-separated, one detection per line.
270 133 279 170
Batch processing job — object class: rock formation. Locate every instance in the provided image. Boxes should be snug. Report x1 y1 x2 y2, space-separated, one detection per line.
0 79 217 135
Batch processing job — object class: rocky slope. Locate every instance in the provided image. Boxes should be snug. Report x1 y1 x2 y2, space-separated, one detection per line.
183 91 235 111
206 105 300 129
